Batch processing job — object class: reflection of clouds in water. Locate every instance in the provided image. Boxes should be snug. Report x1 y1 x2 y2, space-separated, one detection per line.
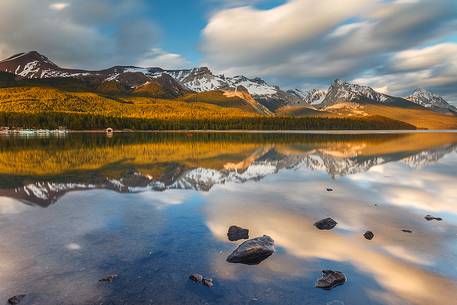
204 162 457 305
345 154 457 214
0 190 169 304
138 189 197 206
66 243 82 251
0 196 32 214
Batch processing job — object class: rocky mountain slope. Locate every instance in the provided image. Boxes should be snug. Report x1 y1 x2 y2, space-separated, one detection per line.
319 79 409 107
1 51 456 117
406 88 457 114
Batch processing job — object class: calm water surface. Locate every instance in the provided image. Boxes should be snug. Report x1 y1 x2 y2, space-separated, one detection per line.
0 132 456 305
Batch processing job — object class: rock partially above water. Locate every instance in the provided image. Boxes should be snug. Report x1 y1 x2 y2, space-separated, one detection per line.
99 274 118 283
326 188 334 192
402 229 413 233
189 274 213 288
202 278 214 288
189 274 203 282
227 225 249 241
314 218 337 230
425 215 442 221
315 270 347 290
8 295 26 305
226 235 275 265
364 231 375 240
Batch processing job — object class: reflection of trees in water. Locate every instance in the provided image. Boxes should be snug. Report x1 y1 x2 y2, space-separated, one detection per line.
0 132 456 206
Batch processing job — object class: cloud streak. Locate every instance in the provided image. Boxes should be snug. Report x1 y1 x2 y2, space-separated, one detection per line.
202 0 457 100
0 0 189 70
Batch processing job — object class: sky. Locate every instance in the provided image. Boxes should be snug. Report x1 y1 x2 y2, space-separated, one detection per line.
0 0 456 104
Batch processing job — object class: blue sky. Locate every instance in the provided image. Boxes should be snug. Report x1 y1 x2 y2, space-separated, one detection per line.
146 0 287 64
0 0 456 103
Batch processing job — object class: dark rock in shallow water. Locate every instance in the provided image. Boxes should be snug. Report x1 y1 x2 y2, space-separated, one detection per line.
227 225 249 241
326 188 334 192
189 274 213 288
401 229 413 233
314 218 337 230
315 270 347 290
189 274 203 282
8 295 26 305
202 278 214 288
364 231 374 240
99 274 118 283
425 215 442 221
226 235 275 265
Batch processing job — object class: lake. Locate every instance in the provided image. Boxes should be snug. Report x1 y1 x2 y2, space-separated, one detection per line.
0 132 456 305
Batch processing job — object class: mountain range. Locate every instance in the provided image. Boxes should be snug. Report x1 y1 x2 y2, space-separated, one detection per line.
0 51 456 129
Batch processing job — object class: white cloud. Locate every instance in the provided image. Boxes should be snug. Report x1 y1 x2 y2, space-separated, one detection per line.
353 43 457 99
49 2 69 11
202 0 457 97
0 0 187 70
135 48 191 69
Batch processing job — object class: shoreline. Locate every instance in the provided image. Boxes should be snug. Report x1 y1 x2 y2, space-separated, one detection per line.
65 129 457 134
2 129 457 135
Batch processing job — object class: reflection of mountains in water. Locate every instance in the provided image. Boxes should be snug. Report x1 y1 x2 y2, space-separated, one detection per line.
1 133 456 207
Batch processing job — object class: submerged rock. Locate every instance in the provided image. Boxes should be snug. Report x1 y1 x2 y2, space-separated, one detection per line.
315 270 347 290
314 218 337 230
189 274 213 288
401 229 413 233
326 188 334 192
364 231 375 240
226 235 275 265
8 295 26 305
227 225 249 241
99 274 118 283
425 215 442 221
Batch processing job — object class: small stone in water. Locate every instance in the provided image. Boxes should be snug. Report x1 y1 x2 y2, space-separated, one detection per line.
189 274 213 288
202 278 214 288
99 274 118 283
326 188 334 192
315 270 347 290
8 295 26 305
401 229 413 233
425 215 442 221
364 231 374 240
189 274 203 282
227 225 249 241
314 218 337 230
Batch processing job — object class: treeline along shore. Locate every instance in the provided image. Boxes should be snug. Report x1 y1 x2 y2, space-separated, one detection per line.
0 112 416 131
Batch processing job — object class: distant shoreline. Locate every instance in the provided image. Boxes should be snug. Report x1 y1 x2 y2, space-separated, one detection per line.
67 129 457 134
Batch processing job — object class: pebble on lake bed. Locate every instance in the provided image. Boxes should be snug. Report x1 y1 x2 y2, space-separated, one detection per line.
315 270 347 290
227 225 249 241
364 231 375 240
314 218 337 230
189 274 213 288
99 274 118 283
425 215 442 221
8 295 26 305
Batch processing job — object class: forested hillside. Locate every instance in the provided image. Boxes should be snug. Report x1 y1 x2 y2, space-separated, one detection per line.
0 82 415 130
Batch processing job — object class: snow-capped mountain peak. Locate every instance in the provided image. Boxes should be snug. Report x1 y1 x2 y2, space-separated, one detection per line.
320 79 395 107
286 88 327 105
406 88 456 113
